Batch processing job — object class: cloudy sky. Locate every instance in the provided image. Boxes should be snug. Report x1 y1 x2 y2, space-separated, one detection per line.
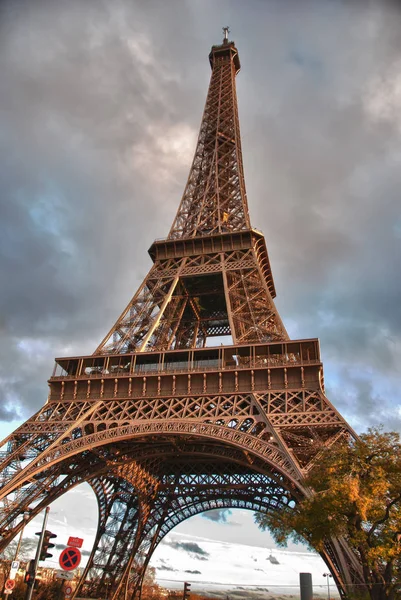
1 0 401 593
21 488 334 597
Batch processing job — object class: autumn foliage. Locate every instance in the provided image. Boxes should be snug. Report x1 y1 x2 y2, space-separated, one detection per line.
255 428 401 600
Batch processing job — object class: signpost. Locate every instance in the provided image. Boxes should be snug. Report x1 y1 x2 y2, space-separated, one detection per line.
59 547 82 571
9 560 20 580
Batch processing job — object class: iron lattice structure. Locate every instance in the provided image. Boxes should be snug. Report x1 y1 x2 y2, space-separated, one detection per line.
0 35 365 599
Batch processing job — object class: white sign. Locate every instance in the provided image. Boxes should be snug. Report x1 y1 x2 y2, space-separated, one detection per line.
56 570 74 580
65 584 73 596
9 561 20 580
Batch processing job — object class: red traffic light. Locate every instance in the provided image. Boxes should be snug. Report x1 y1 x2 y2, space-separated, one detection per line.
24 572 32 584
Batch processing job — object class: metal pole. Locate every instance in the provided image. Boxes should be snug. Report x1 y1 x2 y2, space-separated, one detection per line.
13 524 25 561
25 507 50 600
58 579 65 600
1 512 29 599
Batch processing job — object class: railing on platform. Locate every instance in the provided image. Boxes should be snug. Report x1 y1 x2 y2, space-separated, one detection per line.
50 339 321 381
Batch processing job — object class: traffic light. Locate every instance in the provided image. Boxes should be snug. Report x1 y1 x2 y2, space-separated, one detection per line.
24 572 32 584
36 529 57 560
24 560 35 585
183 581 191 600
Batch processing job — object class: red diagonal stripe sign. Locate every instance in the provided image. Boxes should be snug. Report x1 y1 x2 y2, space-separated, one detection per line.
59 547 81 571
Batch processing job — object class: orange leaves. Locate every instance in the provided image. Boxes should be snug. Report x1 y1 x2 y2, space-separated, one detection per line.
255 427 401 598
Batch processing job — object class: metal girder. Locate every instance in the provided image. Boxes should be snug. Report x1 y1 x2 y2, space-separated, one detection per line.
75 457 301 600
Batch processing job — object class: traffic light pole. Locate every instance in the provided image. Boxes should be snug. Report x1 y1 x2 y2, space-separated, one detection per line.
183 581 191 600
24 507 50 600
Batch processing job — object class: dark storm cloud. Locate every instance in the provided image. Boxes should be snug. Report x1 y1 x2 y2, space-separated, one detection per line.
267 554 280 565
157 565 179 572
0 402 20 423
157 558 179 572
235 2 401 432
327 369 401 433
54 543 90 557
184 569 201 574
201 509 233 523
165 540 209 559
0 0 195 420
0 0 400 433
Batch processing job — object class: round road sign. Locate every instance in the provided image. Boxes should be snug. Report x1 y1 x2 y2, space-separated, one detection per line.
59 546 81 571
65 584 73 596
5 580 15 591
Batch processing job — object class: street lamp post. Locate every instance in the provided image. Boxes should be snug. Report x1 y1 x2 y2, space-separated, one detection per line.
323 573 332 600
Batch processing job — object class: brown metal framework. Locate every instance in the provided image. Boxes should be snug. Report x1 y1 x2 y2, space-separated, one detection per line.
0 34 364 599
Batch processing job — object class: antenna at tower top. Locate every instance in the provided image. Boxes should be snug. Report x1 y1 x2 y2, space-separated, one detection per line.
223 26 230 43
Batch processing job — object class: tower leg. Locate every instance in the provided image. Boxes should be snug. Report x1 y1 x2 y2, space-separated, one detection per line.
74 477 142 599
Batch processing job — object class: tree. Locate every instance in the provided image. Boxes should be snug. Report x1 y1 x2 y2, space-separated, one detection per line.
255 428 401 600
0 536 37 591
141 566 163 600
34 579 64 600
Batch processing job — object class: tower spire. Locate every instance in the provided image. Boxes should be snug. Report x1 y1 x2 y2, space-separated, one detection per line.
93 38 288 353
168 35 250 239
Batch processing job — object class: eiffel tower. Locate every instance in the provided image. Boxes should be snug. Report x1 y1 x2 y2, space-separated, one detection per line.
0 30 365 599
